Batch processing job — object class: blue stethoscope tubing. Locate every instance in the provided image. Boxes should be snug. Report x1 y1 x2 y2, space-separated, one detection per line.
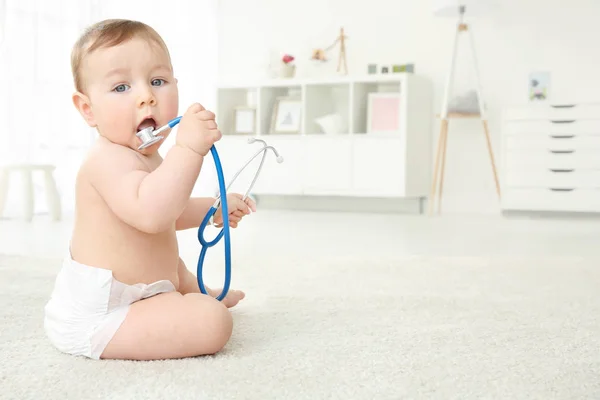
163 116 231 301
160 116 284 302
197 146 231 301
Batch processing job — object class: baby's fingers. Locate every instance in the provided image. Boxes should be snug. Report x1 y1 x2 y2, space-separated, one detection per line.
231 210 245 220
186 103 205 114
228 197 250 214
210 129 222 143
204 120 218 130
197 110 216 121
244 197 257 212
226 214 241 227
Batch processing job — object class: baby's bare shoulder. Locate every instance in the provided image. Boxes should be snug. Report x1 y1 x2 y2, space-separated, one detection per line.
79 141 152 186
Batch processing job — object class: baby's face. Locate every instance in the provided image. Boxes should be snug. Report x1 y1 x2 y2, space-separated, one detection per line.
76 37 179 153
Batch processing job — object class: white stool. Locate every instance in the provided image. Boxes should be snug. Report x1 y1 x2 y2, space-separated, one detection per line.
0 164 62 221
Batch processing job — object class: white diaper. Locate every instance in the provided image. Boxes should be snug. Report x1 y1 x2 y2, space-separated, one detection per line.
44 252 175 359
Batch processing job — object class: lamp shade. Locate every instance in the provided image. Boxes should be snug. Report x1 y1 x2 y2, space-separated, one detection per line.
433 0 498 17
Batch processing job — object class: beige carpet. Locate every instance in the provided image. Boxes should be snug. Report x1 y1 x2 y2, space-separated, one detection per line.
1 253 600 399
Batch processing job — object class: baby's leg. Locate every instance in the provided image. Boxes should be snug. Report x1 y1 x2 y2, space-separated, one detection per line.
177 257 245 308
100 291 232 360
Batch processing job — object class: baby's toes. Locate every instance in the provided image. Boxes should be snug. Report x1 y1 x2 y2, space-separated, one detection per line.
223 290 245 308
230 289 245 302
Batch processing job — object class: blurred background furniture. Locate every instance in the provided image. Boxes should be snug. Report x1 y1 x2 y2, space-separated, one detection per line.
0 163 61 221
429 0 501 214
501 102 600 213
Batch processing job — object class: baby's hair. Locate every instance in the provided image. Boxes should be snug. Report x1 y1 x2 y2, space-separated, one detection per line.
71 19 171 93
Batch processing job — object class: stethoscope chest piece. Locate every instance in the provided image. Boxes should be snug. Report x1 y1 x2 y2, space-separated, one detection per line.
137 127 164 150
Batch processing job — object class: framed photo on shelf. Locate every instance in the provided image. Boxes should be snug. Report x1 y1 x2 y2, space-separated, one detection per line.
270 96 302 134
367 92 401 134
233 106 256 134
528 71 550 102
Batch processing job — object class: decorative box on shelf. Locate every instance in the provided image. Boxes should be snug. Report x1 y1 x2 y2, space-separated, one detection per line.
208 74 433 204
501 102 600 213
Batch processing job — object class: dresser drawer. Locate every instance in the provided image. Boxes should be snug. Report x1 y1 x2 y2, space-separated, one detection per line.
505 167 600 189
502 187 600 212
505 149 600 169
504 120 600 136
505 134 600 151
505 103 600 120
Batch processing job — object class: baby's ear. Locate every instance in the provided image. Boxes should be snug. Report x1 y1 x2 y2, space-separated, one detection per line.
72 92 96 127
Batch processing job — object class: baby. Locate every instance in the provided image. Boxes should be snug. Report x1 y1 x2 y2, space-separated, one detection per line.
44 19 255 361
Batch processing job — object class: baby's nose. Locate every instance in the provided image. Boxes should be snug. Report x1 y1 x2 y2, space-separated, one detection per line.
138 88 157 107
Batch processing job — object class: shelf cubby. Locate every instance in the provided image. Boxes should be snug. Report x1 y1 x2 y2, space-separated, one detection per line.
259 85 302 135
304 83 350 135
351 80 402 134
216 87 257 135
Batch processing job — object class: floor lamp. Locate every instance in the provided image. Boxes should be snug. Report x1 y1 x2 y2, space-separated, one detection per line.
429 1 501 214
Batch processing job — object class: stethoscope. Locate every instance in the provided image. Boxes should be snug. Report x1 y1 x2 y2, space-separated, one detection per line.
137 117 283 301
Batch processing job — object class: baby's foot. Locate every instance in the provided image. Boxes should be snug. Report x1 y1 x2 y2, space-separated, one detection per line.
208 288 245 308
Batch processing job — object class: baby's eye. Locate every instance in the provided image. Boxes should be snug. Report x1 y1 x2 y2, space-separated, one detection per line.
113 84 129 93
151 79 165 86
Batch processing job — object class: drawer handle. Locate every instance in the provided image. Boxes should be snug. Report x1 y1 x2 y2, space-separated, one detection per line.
550 120 576 124
550 135 575 139
551 104 575 108
549 150 575 154
549 169 575 173
549 188 575 192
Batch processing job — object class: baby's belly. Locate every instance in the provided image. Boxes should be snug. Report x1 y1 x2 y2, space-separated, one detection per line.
70 223 181 288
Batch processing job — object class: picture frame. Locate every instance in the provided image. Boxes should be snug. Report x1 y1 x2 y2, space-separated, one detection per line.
367 92 401 134
270 96 302 134
528 71 550 102
233 106 256 134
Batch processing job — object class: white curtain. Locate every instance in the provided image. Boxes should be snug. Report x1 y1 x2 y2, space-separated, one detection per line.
0 0 219 218
0 0 97 217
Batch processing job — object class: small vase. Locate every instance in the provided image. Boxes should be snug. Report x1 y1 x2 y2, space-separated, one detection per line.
279 63 296 78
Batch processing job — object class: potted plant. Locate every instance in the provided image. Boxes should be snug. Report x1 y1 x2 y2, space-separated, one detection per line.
280 54 295 78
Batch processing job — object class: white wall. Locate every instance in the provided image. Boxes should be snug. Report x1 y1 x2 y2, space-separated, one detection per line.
217 0 600 214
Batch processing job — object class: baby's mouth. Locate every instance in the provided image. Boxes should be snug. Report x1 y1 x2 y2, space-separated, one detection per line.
137 117 157 133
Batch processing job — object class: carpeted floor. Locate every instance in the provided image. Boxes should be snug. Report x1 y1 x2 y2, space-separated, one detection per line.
2 253 600 399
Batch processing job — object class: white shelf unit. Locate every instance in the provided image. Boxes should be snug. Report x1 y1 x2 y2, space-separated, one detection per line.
211 74 433 201
501 102 600 213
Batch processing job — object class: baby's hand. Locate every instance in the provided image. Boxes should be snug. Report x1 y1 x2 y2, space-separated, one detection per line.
176 103 222 156
213 193 257 228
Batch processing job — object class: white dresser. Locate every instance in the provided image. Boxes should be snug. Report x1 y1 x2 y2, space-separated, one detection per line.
501 103 600 213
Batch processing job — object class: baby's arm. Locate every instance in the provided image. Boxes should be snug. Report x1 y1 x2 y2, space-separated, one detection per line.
89 103 221 234
175 197 216 230
176 193 256 231
88 144 205 233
